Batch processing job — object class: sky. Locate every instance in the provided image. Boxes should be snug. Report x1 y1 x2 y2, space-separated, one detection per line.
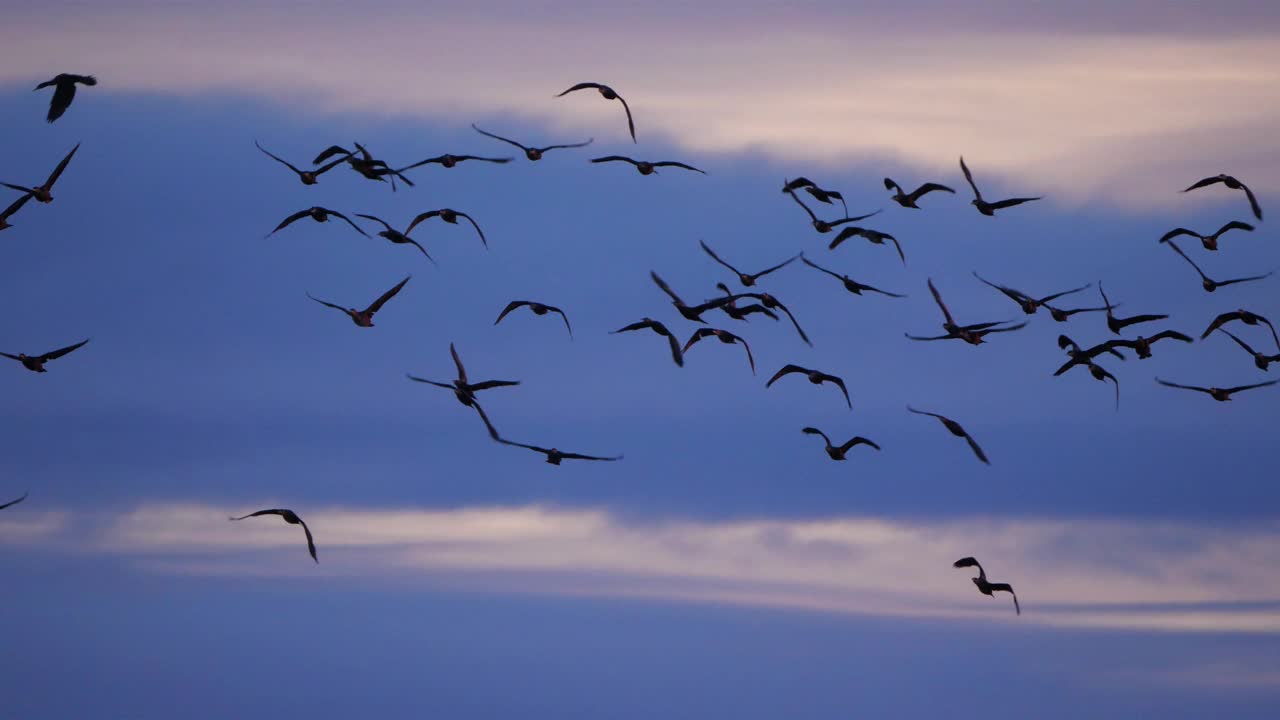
1 2 1279 718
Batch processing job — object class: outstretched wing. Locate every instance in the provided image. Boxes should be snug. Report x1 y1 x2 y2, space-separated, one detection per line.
1155 377 1211 394
1158 227 1196 244
837 436 880 453
406 375 454 390
326 210 369 236
354 213 394 233
365 276 411 315
591 155 638 166
556 82 606 96
651 161 705 174
43 143 80 189
0 492 28 510
1224 379 1280 395
405 210 443 235
649 271 684 304
267 209 312 236
470 124 529 151
457 212 488 249
699 240 741 277
766 364 807 387
256 141 303 175
823 373 852 409
449 341 468 383
297 518 319 563
551 306 574 338
959 156 981 199
988 583 1019 615
313 145 353 165
40 338 91 362
927 278 956 326
305 292 347 314
495 301 531 326
46 82 77 122
1183 176 1225 192
1240 181 1263 221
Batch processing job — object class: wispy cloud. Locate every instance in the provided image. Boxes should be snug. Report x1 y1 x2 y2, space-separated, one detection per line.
11 501 1280 633
3 4 1278 208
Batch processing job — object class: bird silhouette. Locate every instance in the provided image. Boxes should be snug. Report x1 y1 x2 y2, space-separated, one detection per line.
405 209 488 249
884 177 955 208
0 492 28 511
557 82 637 142
785 188 882 233
611 318 685 367
827 226 905 265
495 301 573 338
800 256 906 298
407 343 521 408
1214 328 1280 371
766 365 851 409
1200 310 1279 350
699 239 800 287
959 157 1041 216
229 508 318 563
306 276 410 328
267 207 368 238
471 124 593 161
256 141 349 186
801 427 880 460
973 272 1091 315
355 214 435 262
783 177 848 215
1183 174 1262 221
34 74 96 122
1 338 90 373
906 407 989 464
1099 283 1168 335
682 328 755 374
591 156 704 175
1159 221 1254 252
2 143 80 203
953 557 1020 615
1155 377 1278 402
1164 240 1272 293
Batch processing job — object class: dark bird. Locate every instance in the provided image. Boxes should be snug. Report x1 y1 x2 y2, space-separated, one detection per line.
1164 240 1272 293
801 427 880 461
1215 328 1280 371
2 143 80 203
766 364 851 409
1201 310 1279 349
471 124 593 161
306 276 410 328
556 82 637 142
973 272 1091 315
827 226 906 265
591 156 704 175
1159 221 1254 252
884 177 955 208
959 157 1041 216
1099 283 1168 335
34 74 96 123
0 193 33 232
255 141 349 186
0 492 28 510
1053 334 1127 376
699 239 800 287
800 256 906 298
266 207 368 238
714 283 779 322
786 188 882 233
683 328 755 374
398 153 513 171
953 557 1020 615
782 177 848 215
732 291 812 346
315 143 413 188
1155 377 1278 402
495 436 623 465
649 271 739 323
906 406 989 465
611 318 685 367
494 301 573 338
404 209 488 249
0 338 90 373
228 508 317 563
407 343 520 408
1044 302 1112 323
354 214 435 262
906 278 1025 345
1101 330 1193 359
1183 174 1262 221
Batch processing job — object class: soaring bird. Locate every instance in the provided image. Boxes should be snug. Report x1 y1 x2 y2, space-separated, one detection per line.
1099 283 1168 335
34 74 96 123
1159 221 1254 252
1 338 90 373
731 291 812 346
953 557 1020 615
1155 377 1278 402
699 239 800 287
315 143 413 188
0 492 28 510
397 153 513 172
800 256 906 298
959 157 1041 216
403 208 488 249
714 283 779 322
407 343 520 408
1215 328 1280 371
471 124 593 161
306 276 410 328
590 156 704 175
1164 240 1272 293
228 508 318 563
682 328 755 374
1054 334 1127 376
1183 174 1262 221
884 177 955 208
1043 302 1112 323
649 271 740 322
556 82 637 142
827 226 906 265
256 141 349 186
783 177 848 215
801 427 880 461
496 437 623 465
0 193 33 232
266 207 368 238
1059 358 1121 410
786 188 882 233
1101 330 1193 359
973 272 1091 315
494 301 573 338
766 365 851 409
2 143 80 203
906 278 1025 345
1201 310 1279 349
354 214 434 262
906 406 989 464
611 318 685 367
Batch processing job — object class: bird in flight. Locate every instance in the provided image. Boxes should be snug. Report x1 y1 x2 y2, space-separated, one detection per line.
266 207 368 238
1054 334 1127 376
699 239 800 288
612 318 685 367
649 271 741 323
783 177 848 216
355 214 435 262
953 557 1020 615
495 301 574 338
713 283 779 322
471 124 593 161
1201 310 1279 350
1 338 90 373
973 272 1091 316
0 492 28 511
397 153 512 172
256 141 351 186
683 328 755 374
1164 240 1272 293
306 276 410 328
883 177 955 209
34 73 96 123
766 364 851 409
482 409 623 465
959 157 1041 216
556 82 637 142
1214 328 1280 371
827 226 906 265
315 143 413 188
1155 377 1278 402
785 188 882 233
1043 302 1112 323
801 427 880 461
404 209 488 250
407 343 521 408
800 256 906 298
0 193 33 232
1101 330 1193 360
2 143 80 204
229 508 318 563
906 406 989 465
591 156 704 175
731 291 812 346
1159 221 1254 252
1183 174 1262 221
906 278 1025 345
1099 283 1168 335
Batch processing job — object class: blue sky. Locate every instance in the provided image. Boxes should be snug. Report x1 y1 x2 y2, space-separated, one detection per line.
0 3 1279 718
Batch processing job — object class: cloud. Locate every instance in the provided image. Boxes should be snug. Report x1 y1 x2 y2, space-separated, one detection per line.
11 501 1280 632
3 4 1279 208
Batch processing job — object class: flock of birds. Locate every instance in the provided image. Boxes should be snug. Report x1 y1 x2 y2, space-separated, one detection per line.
3 73 1276 618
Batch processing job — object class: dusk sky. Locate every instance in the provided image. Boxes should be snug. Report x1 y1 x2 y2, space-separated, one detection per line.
2 2 1279 717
